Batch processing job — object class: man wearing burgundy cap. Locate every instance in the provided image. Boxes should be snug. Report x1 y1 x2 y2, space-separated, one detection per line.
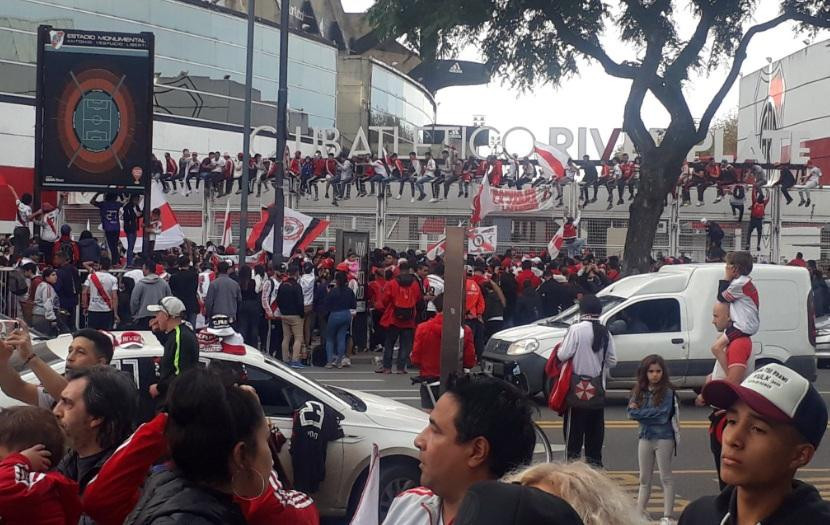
679 364 830 524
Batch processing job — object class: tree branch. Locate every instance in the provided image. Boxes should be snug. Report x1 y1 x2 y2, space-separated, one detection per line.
666 5 714 80
547 11 638 80
623 31 666 153
696 13 793 141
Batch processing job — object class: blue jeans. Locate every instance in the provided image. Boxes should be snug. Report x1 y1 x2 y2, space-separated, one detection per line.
326 310 352 363
126 231 137 265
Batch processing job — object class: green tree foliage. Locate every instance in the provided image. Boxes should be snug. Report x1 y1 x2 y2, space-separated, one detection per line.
369 0 830 272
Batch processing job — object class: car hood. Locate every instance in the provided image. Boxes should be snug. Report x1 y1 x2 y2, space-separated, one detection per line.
340 388 427 434
491 323 569 358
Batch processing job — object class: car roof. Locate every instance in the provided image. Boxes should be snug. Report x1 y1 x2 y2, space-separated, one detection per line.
601 263 810 299
41 331 350 412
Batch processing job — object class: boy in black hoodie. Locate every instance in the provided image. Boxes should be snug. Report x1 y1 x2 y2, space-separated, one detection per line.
679 364 829 525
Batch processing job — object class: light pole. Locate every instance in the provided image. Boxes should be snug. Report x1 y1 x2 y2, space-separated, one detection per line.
271 0 290 264
238 0 256 267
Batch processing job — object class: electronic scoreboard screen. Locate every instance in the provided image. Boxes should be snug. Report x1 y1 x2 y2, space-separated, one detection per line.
35 26 154 192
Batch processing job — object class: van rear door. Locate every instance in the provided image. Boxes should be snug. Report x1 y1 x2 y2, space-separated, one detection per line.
604 296 690 382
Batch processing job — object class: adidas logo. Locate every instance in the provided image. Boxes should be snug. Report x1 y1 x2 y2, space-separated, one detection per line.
449 62 463 74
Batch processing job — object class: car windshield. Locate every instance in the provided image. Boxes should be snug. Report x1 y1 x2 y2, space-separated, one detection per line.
262 355 365 412
541 295 626 326
12 341 62 373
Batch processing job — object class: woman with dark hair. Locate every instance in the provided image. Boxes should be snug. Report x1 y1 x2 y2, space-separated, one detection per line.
556 295 617 467
78 230 102 268
322 270 356 368
124 368 273 524
628 354 678 523
237 265 262 349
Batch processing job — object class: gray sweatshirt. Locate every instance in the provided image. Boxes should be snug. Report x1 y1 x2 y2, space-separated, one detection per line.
205 274 241 320
130 273 172 320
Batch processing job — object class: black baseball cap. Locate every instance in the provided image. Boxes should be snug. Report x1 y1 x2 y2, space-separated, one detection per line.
456 481 584 525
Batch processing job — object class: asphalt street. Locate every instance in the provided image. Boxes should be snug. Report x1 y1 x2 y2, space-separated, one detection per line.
302 357 830 522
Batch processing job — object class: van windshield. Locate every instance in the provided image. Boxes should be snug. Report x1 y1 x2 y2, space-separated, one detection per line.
541 295 625 327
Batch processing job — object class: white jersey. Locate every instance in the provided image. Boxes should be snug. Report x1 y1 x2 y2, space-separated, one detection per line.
424 274 445 313
84 271 118 312
38 209 61 243
382 487 443 525
15 200 32 228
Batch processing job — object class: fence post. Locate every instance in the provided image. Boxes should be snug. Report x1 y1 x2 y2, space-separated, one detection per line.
770 186 782 263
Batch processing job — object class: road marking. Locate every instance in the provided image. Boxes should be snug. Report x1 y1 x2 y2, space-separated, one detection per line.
391 397 420 401
606 471 690 514
318 379 386 382
357 387 419 391
536 420 711 429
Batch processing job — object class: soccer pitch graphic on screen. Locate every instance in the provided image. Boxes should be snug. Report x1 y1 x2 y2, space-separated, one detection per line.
35 26 154 192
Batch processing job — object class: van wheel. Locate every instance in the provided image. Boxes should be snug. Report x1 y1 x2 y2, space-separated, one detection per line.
347 459 420 521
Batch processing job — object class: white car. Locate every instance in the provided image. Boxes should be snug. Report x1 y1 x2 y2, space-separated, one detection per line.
1 331 427 518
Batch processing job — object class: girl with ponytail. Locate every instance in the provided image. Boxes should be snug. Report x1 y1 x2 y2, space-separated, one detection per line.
556 294 617 467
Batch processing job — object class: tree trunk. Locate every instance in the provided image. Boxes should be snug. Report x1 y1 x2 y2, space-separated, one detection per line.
621 151 684 274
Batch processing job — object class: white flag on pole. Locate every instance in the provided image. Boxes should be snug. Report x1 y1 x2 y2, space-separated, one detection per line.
350 443 380 525
221 199 233 247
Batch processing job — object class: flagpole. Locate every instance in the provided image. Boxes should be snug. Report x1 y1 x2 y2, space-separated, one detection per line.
271 0 289 265
238 0 255 268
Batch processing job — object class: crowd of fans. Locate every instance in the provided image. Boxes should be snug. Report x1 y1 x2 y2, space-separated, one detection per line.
150 147 823 220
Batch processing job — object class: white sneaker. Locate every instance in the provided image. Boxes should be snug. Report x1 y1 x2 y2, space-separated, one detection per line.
659 518 674 525
395 194 401 200
696 201 704 206
429 197 439 203
341 357 351 367
410 197 416 203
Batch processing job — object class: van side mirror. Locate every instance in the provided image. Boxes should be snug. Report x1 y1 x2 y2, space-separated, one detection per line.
608 319 627 335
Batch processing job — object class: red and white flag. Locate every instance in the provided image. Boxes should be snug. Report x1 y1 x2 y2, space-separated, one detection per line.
247 205 329 257
471 174 557 225
547 216 580 258
467 226 497 255
349 443 380 525
426 236 447 261
547 224 565 259
221 199 233 247
534 141 570 179
470 173 498 224
120 182 185 252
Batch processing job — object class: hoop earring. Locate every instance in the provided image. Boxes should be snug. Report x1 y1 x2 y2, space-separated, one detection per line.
232 468 267 501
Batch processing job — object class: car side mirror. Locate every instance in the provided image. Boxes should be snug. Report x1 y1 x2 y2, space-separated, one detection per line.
608 319 627 335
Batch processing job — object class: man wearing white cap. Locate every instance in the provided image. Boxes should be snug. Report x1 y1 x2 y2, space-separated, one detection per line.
147 296 198 400
679 364 830 524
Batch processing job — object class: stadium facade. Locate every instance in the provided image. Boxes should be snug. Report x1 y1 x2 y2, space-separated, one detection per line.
0 1 829 261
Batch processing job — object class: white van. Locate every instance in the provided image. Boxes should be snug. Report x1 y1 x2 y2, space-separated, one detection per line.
481 264 818 396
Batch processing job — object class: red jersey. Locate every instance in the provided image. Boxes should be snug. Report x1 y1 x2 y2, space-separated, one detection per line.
325 158 337 175
563 223 577 240
516 269 541 291
0 453 81 525
464 278 485 319
620 162 635 180
750 199 766 219
289 157 301 175
312 157 325 176
412 313 476 377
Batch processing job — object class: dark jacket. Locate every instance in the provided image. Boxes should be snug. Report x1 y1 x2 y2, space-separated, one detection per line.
276 277 305 317
514 288 542 326
54 263 80 309
155 323 199 397
323 285 356 313
125 469 246 525
538 278 577 317
169 268 199 315
679 480 830 525
78 238 101 263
